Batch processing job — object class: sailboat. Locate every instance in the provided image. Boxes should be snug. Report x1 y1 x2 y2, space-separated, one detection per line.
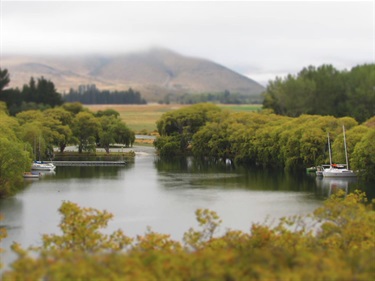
31 161 56 171
31 136 56 171
322 126 356 178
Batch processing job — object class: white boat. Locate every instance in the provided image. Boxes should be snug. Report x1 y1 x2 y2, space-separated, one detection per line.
23 172 41 179
315 164 331 177
31 161 56 171
322 165 357 177
323 126 356 178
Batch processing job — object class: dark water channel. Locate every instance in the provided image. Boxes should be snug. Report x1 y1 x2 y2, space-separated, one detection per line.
0 147 366 271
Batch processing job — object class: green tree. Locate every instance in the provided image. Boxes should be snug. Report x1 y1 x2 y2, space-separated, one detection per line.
253 124 283 167
43 107 74 153
22 77 37 103
97 116 135 153
0 68 10 93
62 102 86 115
225 117 252 164
16 110 65 159
15 110 44 125
345 64 375 123
44 107 74 125
192 118 233 161
22 77 63 107
154 134 184 157
18 122 44 161
41 117 72 157
113 122 135 148
0 136 31 198
98 115 117 153
71 112 101 153
4 89 23 115
263 75 316 117
155 103 221 156
263 64 374 122
95 108 120 118
299 65 345 116
155 104 374 172
0 105 21 141
352 128 375 181
35 77 63 106
0 101 7 113
330 123 361 166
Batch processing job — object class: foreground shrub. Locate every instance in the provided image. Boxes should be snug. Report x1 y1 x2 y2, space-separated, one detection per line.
2 191 374 280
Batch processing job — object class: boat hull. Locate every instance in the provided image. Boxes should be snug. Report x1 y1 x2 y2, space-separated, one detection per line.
306 167 317 173
23 172 41 178
31 161 56 171
322 169 356 177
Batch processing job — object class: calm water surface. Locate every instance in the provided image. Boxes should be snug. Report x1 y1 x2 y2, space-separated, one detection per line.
0 147 363 270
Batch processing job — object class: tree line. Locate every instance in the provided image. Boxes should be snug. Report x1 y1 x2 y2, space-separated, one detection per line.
159 90 263 105
1 190 374 280
154 103 375 181
0 69 146 116
64 85 147 104
263 64 375 123
0 101 135 198
0 69 64 115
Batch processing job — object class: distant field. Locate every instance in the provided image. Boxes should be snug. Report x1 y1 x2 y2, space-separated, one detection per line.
85 103 262 133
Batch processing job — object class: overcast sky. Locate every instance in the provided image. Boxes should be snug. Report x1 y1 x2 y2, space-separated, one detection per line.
1 0 374 85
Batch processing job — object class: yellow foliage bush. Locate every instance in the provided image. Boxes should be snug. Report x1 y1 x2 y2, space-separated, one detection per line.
1 191 374 280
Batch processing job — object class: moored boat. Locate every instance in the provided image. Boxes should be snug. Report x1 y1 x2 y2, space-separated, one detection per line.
31 161 56 171
306 166 317 173
322 165 357 177
322 126 356 178
23 172 41 178
315 164 331 177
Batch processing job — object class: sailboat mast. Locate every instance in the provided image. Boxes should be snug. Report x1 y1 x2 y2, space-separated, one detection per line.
343 125 349 170
327 132 332 166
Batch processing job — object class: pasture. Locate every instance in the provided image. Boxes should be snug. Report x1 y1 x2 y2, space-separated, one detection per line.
85 103 262 133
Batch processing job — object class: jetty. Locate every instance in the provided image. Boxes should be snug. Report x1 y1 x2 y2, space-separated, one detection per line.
45 161 126 167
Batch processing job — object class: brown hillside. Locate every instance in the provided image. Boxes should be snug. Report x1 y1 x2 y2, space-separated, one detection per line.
1 48 265 101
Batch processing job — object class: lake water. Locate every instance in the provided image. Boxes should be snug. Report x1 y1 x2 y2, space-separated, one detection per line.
0 146 365 271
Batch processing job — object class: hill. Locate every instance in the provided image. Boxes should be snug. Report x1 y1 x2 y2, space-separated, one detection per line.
2 48 265 102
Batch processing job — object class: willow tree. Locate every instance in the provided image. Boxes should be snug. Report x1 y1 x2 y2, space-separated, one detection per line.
16 109 72 158
71 112 101 153
0 106 32 197
352 129 375 181
43 107 74 153
155 103 221 156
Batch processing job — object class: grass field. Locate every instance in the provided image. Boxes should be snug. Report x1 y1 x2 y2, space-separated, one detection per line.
85 103 262 133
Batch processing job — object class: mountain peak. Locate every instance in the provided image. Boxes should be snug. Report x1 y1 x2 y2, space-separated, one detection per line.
2 49 265 101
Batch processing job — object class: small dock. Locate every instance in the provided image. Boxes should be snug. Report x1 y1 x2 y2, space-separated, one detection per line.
47 161 126 167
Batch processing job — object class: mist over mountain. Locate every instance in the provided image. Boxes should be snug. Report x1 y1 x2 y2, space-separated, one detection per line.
2 48 265 102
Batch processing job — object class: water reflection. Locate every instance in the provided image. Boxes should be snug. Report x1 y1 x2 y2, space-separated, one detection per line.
315 177 358 197
50 164 134 180
154 157 317 192
154 156 235 174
